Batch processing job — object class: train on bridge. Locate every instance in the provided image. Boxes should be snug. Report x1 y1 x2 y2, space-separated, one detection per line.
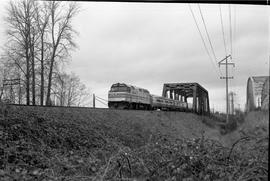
108 83 191 111
108 82 212 116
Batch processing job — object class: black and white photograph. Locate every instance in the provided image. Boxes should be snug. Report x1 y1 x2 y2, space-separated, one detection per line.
0 0 269 180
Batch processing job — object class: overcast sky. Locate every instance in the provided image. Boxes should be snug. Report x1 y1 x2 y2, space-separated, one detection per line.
0 1 269 112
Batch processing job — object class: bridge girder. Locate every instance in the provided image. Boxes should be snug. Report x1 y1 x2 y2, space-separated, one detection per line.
162 83 210 115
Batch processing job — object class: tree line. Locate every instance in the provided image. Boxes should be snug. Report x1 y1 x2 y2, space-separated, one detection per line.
0 0 91 107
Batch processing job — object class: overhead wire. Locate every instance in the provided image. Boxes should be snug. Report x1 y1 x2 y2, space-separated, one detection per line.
91 94 108 107
233 5 236 57
95 96 107 104
219 5 228 57
95 97 108 107
231 5 236 95
229 4 233 60
188 4 222 77
95 95 108 102
229 4 237 110
197 4 223 76
228 5 233 86
230 5 235 91
197 5 218 62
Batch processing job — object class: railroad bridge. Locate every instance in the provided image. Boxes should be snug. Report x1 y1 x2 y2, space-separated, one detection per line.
162 83 210 115
246 76 269 111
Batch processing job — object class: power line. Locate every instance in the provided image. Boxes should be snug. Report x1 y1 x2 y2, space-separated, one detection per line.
95 97 107 104
198 5 218 62
219 5 228 57
96 99 107 107
188 4 222 77
233 5 236 62
95 95 108 102
95 95 108 107
95 96 108 105
232 5 237 94
197 4 223 76
95 97 108 107
229 4 233 59
228 4 234 95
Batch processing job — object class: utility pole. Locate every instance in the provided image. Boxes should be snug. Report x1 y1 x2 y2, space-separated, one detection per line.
219 55 235 123
93 94 95 108
229 91 236 115
231 92 234 115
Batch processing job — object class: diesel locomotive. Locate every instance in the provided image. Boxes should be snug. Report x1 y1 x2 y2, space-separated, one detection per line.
108 83 191 111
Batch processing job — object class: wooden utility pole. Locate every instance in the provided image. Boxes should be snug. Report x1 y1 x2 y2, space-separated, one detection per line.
229 92 236 115
219 55 235 123
231 92 234 115
93 94 95 108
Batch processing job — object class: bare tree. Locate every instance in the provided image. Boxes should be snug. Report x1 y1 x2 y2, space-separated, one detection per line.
0 60 7 101
46 1 79 105
33 1 50 105
4 0 36 105
53 72 67 106
0 56 22 103
2 0 80 106
52 72 91 107
29 15 39 105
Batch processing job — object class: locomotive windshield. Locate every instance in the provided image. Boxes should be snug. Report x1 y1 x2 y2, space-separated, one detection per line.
110 83 131 92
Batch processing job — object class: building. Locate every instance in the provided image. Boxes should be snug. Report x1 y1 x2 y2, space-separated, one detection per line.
246 76 269 111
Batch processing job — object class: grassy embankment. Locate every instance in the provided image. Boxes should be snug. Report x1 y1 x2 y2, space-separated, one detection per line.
0 105 268 180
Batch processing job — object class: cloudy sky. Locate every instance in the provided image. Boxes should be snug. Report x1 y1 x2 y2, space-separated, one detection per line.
0 1 269 112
